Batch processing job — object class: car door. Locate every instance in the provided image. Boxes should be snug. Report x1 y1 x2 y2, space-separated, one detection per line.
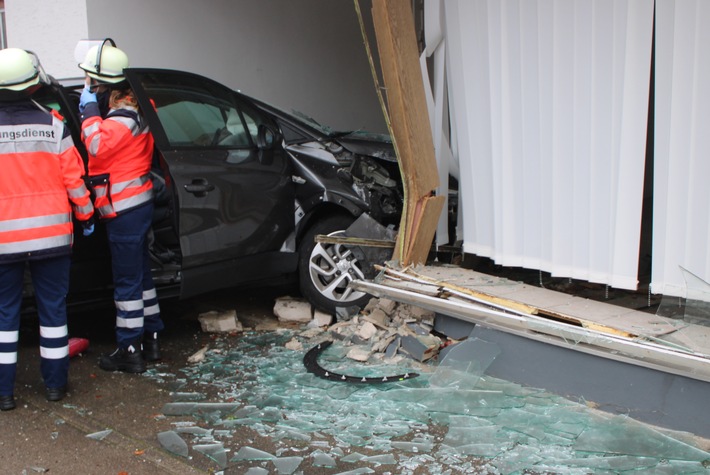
31 83 116 301
124 69 296 297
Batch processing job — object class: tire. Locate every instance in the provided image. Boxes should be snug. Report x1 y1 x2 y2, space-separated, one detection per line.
298 215 373 314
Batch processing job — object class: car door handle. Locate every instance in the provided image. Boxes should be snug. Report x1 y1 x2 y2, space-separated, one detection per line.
184 179 215 197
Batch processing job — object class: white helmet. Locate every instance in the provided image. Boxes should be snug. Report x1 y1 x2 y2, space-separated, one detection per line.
79 39 128 84
0 48 40 91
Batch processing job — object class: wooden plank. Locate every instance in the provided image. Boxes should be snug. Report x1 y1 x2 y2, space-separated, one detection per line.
370 0 443 265
371 0 439 196
403 194 446 265
314 235 396 248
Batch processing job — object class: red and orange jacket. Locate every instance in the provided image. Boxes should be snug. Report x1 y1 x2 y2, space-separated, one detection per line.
80 100 153 219
0 100 94 263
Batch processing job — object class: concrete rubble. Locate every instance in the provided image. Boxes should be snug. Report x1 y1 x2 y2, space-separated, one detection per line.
330 297 447 363
197 309 243 333
254 295 453 366
273 296 313 323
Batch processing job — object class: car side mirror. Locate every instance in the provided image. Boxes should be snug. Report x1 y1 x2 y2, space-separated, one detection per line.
256 123 282 165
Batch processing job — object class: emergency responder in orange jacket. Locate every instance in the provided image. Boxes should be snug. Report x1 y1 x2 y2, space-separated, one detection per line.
78 39 164 373
0 48 94 411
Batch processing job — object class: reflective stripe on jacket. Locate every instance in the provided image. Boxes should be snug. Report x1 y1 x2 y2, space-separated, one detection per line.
0 100 93 262
81 102 154 218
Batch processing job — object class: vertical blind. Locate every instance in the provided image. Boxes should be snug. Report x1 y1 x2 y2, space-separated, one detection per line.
426 0 654 290
652 0 710 297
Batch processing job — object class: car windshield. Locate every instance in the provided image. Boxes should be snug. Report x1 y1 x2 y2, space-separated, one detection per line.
289 109 334 135
253 98 346 137
256 101 392 143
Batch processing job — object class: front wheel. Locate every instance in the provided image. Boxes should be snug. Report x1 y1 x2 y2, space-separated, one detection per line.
298 215 373 314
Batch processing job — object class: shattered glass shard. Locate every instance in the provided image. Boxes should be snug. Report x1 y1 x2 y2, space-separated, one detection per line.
340 452 367 463
161 402 240 416
430 337 501 389
230 446 276 461
331 468 375 475
244 468 269 475
271 455 303 474
574 415 710 461
157 430 188 457
176 426 212 436
193 442 228 468
312 450 337 467
362 453 397 465
85 429 112 440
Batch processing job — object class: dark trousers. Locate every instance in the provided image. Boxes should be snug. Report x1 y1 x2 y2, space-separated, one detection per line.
105 203 164 348
0 255 71 396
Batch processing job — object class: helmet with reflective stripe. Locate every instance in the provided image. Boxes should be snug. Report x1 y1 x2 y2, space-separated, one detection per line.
79 39 128 84
0 48 40 91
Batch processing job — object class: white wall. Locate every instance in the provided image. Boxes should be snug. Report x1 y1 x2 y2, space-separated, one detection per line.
85 0 386 134
652 0 710 298
5 0 88 80
4 0 385 134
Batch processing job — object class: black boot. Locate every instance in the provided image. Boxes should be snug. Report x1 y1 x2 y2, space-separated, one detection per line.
46 386 66 402
0 395 15 411
99 342 146 373
143 332 161 362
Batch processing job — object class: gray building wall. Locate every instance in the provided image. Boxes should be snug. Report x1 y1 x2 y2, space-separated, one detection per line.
5 0 89 79
86 0 387 134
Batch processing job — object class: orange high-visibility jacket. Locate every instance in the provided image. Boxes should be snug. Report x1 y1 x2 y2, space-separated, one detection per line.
81 101 154 219
0 101 94 262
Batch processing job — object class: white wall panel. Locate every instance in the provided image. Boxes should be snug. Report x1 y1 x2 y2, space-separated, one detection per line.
653 0 710 297
440 0 653 289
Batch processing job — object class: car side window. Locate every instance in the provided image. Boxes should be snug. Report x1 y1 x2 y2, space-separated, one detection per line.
153 95 251 148
137 72 255 150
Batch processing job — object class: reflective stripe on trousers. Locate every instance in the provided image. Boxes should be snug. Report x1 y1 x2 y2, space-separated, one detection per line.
0 255 71 395
106 202 164 347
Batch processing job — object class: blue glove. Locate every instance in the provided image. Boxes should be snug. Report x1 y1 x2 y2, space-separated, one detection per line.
82 220 94 237
79 86 97 113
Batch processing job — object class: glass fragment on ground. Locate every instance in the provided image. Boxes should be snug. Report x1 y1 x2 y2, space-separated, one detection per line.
148 330 710 473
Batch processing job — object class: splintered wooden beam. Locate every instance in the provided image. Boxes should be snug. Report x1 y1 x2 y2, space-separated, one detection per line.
367 0 445 266
314 235 396 248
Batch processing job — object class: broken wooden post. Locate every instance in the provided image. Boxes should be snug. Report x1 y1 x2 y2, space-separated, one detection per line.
368 0 446 266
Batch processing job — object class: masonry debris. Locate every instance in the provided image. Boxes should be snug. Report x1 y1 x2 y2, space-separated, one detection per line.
187 344 210 364
197 309 243 333
273 296 313 323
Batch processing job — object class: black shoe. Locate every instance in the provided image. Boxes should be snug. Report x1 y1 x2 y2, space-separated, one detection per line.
46 386 66 402
143 332 161 362
99 343 146 373
0 395 16 411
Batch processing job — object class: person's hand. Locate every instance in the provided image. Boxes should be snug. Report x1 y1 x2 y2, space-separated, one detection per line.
79 86 97 113
81 219 95 237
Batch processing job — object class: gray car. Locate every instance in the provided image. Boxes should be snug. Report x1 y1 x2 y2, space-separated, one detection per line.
30 68 403 314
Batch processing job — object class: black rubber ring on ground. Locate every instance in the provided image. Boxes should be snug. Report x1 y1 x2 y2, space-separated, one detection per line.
303 340 419 384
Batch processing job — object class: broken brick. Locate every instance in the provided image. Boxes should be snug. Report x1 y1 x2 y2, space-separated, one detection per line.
198 310 243 333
